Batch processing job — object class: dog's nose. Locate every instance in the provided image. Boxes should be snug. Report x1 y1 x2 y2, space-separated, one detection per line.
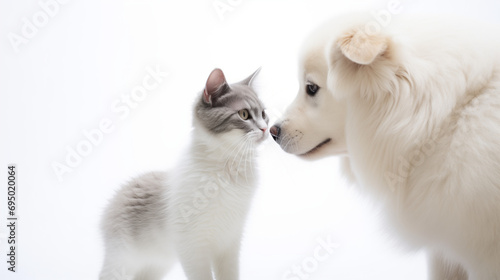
270 125 281 142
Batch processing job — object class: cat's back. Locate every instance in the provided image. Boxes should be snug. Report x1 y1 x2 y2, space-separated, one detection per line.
101 171 169 242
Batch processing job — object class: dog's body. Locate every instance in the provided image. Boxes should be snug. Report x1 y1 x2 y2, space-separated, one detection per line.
272 14 500 279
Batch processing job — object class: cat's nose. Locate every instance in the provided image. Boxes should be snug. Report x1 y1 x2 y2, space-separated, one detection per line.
270 124 281 142
261 127 267 133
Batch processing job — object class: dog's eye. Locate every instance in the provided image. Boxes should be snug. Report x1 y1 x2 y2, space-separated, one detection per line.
306 83 319 96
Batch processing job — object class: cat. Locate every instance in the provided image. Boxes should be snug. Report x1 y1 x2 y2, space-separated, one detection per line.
99 68 269 280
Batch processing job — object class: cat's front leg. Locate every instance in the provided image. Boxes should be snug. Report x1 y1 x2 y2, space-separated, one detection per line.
428 251 468 280
213 241 241 280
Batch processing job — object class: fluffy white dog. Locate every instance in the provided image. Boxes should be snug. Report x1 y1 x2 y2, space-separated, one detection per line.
271 14 500 279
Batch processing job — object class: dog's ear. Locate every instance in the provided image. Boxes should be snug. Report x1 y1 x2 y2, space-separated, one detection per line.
337 27 388 65
328 26 396 100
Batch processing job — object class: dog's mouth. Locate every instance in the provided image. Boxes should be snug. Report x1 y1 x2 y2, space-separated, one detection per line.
299 138 332 156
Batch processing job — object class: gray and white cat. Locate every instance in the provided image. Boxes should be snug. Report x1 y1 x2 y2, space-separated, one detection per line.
99 68 269 280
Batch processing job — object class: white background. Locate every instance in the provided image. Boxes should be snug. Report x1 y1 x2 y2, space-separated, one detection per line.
1 0 500 279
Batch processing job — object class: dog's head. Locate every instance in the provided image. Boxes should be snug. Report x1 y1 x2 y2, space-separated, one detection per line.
270 21 350 160
271 14 402 160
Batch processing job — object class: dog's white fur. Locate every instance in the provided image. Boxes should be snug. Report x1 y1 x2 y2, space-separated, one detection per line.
275 14 500 279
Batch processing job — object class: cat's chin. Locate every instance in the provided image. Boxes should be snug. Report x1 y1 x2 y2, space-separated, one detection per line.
250 132 269 145
259 132 269 142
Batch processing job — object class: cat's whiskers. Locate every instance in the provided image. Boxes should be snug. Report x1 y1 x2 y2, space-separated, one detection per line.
220 140 244 166
220 134 249 165
248 147 256 182
229 132 259 182
240 137 255 184
222 134 252 175
232 135 253 176
237 140 249 182
245 140 257 185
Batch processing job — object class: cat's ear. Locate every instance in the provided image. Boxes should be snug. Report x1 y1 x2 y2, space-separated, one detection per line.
239 67 261 87
204 68 228 105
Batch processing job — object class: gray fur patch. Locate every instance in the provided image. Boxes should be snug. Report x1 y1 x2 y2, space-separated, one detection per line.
195 83 269 134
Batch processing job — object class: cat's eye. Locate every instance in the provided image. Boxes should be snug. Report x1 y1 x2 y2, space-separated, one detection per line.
238 109 250 120
262 110 266 119
306 83 319 96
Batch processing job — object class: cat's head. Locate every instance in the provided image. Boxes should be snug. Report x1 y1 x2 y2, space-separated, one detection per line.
194 68 269 145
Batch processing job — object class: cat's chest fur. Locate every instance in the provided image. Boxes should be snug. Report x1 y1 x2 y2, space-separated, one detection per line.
169 142 258 233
